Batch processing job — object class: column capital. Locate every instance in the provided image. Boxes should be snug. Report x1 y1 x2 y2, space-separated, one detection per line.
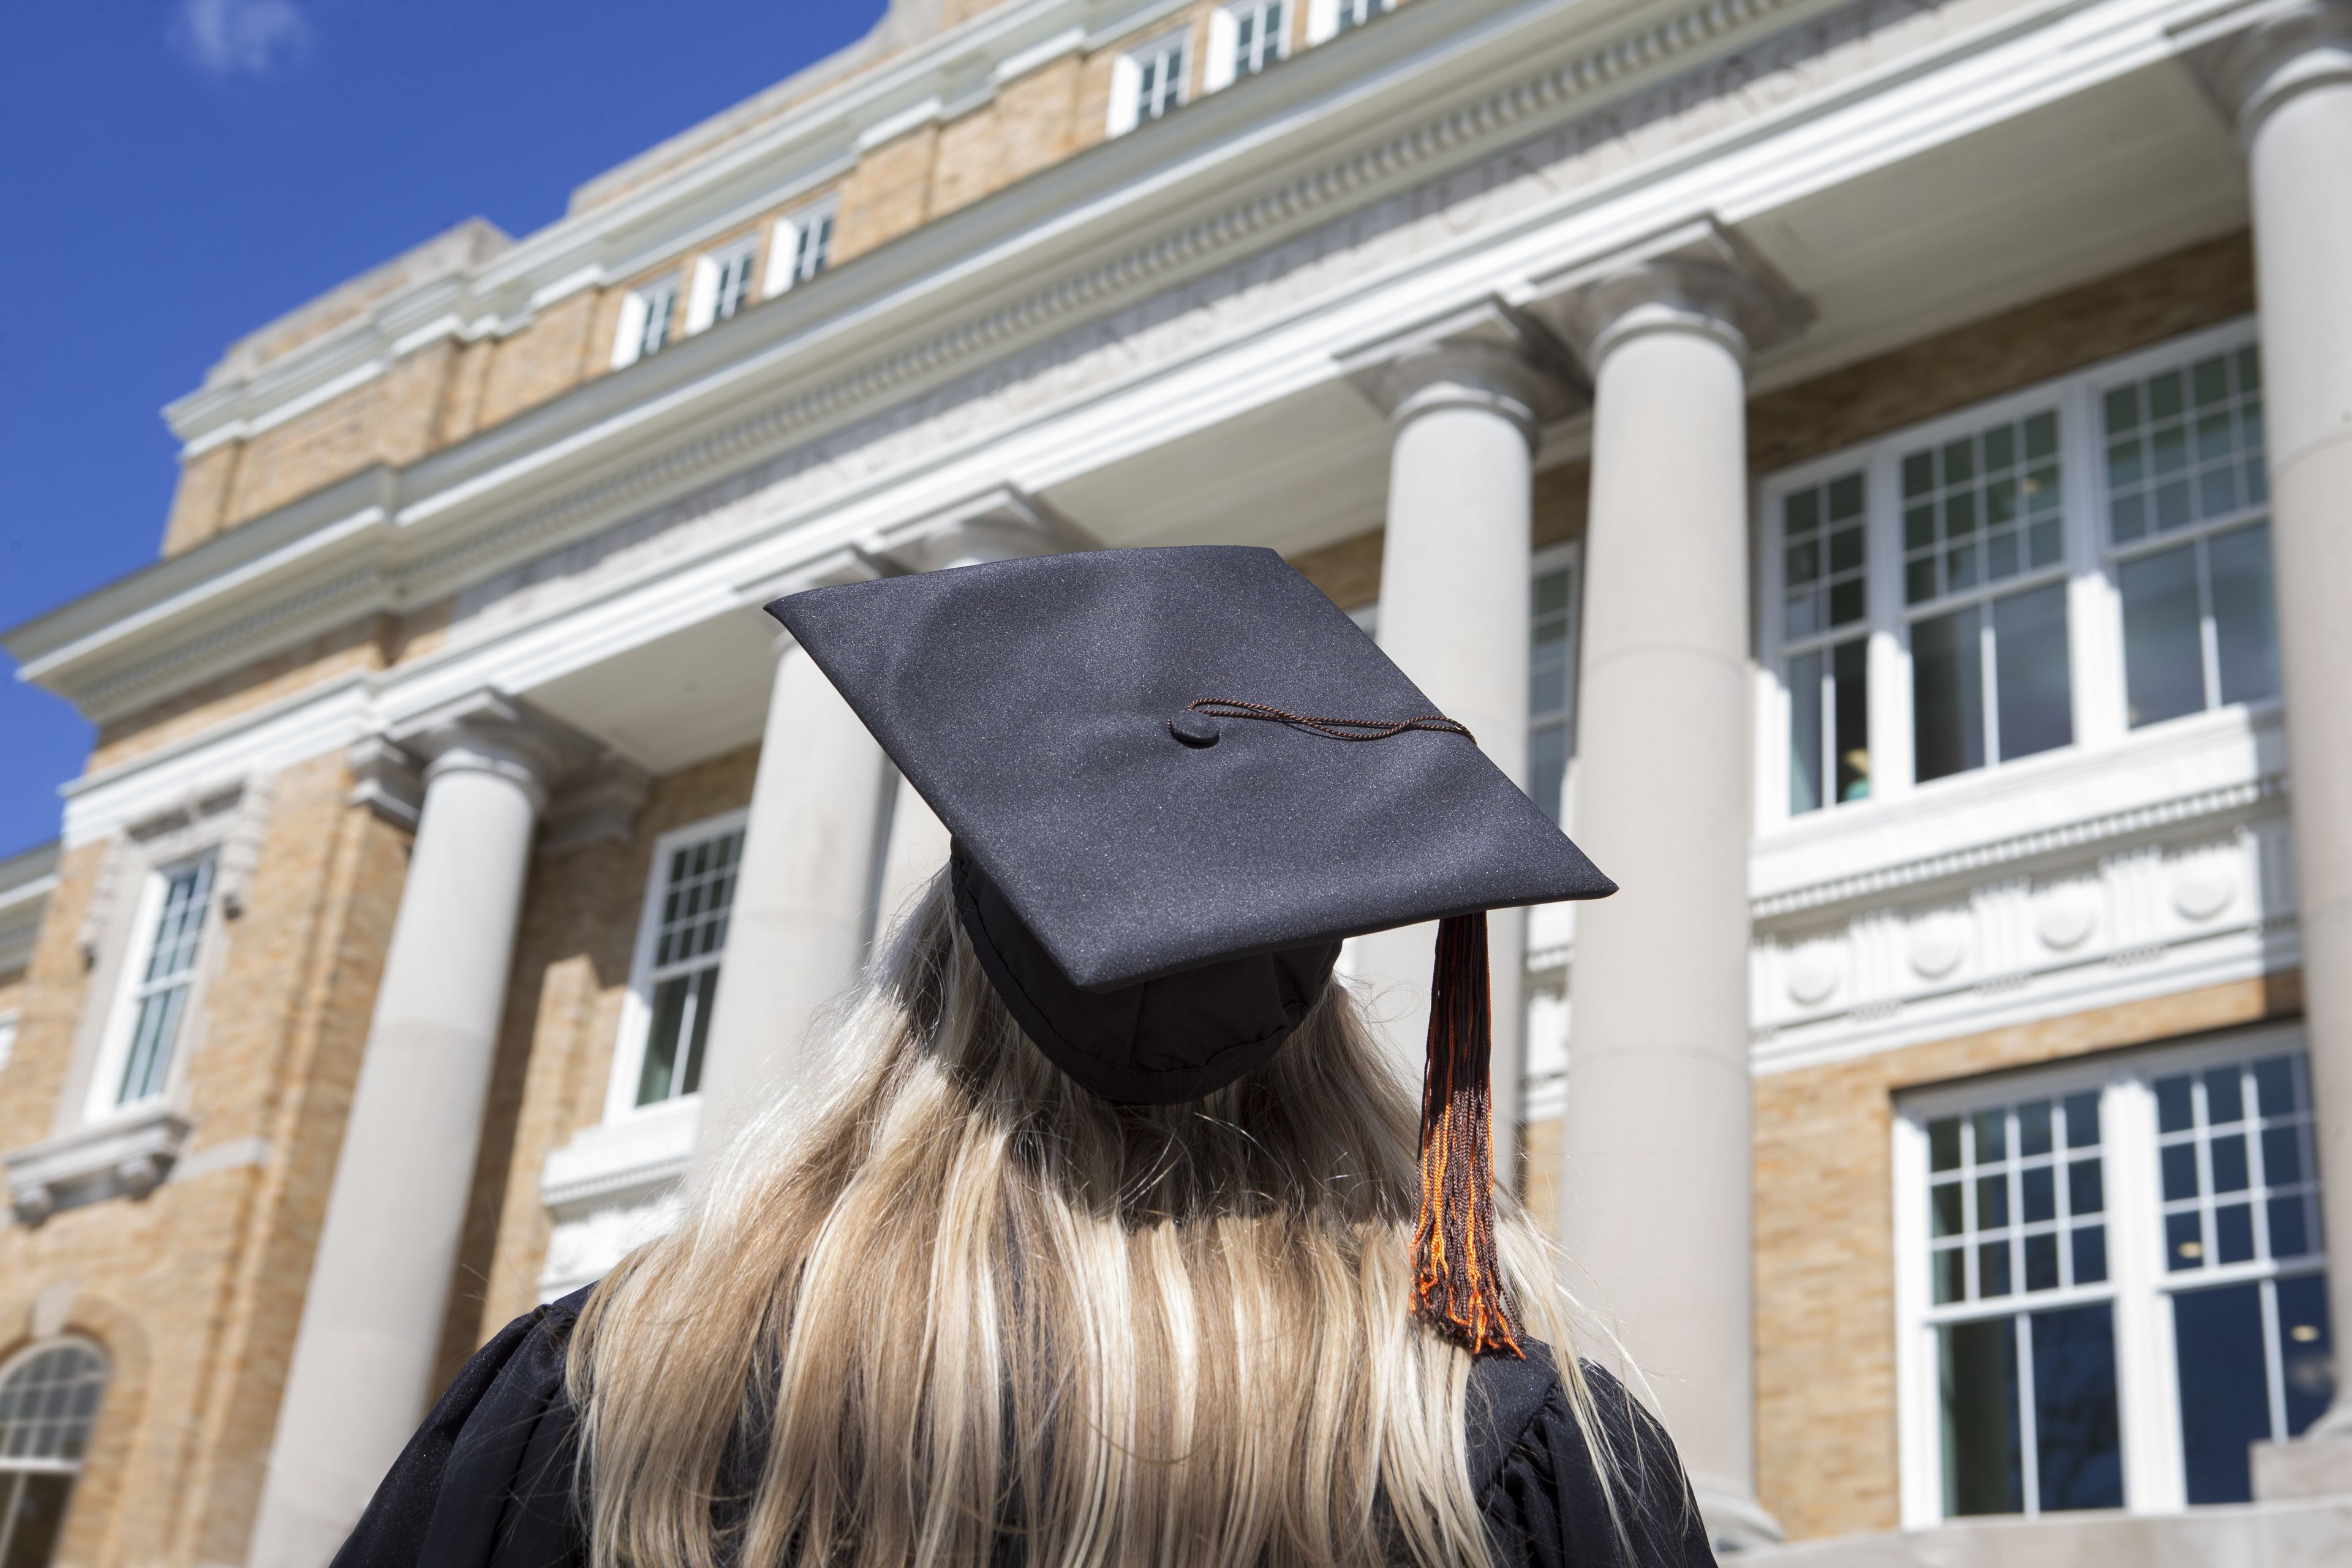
2192 1 2352 142
1528 217 1811 377
384 690 603 816
1339 297 1585 450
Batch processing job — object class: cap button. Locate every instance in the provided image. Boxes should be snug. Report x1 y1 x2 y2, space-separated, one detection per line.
1168 710 1219 748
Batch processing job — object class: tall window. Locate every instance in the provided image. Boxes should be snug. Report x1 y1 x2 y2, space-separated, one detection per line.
2152 1054 2329 1502
619 818 744 1110
1528 549 1580 826
111 856 214 1107
0 1340 108 1568
688 238 758 333
1903 409 2071 782
1316 0 1388 38
1782 471 1869 813
2103 345 2280 729
766 202 835 296
610 277 679 369
1111 32 1189 134
1214 0 1286 85
1900 1032 2334 1521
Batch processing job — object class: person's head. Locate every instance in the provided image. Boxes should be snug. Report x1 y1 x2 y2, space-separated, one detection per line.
570 873 1608 1568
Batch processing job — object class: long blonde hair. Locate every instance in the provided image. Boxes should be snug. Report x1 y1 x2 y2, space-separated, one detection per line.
569 875 1606 1567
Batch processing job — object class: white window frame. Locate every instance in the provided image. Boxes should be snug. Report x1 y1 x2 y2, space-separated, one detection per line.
1108 29 1190 136
85 852 217 1118
1756 318 2272 837
0 1335 109 1566
604 810 748 1123
1205 0 1288 91
2086 322 2279 733
1893 1022 2328 1525
1306 0 1389 43
762 200 837 298
685 235 761 334
0 1011 17 1077
609 274 680 370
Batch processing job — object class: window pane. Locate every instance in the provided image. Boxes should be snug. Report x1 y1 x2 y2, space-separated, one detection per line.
1940 1317 2022 1516
2120 542 2206 727
1930 1117 1962 1171
2278 1273 2337 1436
2209 522 2281 706
1992 584 2073 761
1833 638 1870 804
1529 724 1569 828
2173 1280 2270 1503
1788 650 1823 815
1912 606 1985 782
2032 1303 2124 1511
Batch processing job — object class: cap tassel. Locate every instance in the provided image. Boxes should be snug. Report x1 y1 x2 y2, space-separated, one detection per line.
1409 913 1525 1359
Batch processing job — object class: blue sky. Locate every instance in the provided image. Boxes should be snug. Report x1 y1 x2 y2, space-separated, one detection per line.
0 0 884 859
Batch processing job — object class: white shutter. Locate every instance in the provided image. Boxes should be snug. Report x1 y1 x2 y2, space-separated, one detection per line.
610 291 649 369
1305 0 1340 43
1107 53 1142 136
1204 9 1240 91
684 256 720 334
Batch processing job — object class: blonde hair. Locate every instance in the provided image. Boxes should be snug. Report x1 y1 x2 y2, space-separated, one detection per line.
569 875 1610 1568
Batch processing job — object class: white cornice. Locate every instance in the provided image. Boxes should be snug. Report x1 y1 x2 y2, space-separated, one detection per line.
17 0 2215 731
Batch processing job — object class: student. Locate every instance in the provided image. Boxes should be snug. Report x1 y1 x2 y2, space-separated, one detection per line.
335 547 1717 1568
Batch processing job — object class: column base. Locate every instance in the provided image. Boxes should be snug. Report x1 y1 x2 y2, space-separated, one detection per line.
1694 1478 1786 1552
2254 1430 2352 1501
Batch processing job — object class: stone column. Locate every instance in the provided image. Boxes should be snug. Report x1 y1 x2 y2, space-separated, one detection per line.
2208 2 2352 1481
1536 225 1804 1548
1342 301 1578 1180
692 636 897 1158
251 693 594 1568
875 774 952 943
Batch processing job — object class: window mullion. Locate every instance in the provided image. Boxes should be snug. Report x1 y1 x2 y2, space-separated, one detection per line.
1869 449 1915 801
2259 1277 2289 1442
2017 1307 2042 1516
2107 1072 2184 1510
2196 535 2222 713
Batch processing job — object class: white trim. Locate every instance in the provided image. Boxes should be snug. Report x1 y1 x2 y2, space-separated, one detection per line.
604 809 748 1124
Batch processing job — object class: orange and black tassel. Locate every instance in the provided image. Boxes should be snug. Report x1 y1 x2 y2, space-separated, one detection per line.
1409 913 1524 1359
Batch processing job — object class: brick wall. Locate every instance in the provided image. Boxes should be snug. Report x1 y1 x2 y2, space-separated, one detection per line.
0 752 409 1565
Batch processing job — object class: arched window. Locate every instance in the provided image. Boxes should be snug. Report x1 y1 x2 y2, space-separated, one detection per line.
0 1340 108 1568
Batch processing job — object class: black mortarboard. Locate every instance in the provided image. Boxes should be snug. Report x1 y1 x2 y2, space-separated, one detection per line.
766 546 1615 1353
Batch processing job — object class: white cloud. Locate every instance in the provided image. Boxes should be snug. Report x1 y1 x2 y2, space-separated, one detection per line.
172 0 314 78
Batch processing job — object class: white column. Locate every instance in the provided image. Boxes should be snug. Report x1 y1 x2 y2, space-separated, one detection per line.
251 694 589 1568
1343 302 1576 1180
1543 233 1803 1549
2212 2 2352 1474
692 639 897 1158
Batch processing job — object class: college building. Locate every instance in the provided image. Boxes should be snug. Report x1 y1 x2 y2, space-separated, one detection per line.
4 0 2351 1560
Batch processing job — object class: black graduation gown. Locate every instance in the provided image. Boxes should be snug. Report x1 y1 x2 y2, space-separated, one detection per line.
332 1286 1717 1568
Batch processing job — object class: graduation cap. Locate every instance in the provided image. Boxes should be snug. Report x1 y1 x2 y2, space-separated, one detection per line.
767 546 1613 1355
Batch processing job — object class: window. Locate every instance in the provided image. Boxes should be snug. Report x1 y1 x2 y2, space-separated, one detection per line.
1528 548 1581 826
1899 1031 2334 1523
614 817 745 1113
609 276 679 370
2102 345 2280 729
0 1339 107 1568
764 201 835 296
1207 1 1286 90
687 237 760 334
2151 1054 2329 1502
102 856 214 1110
1109 32 1188 135
1902 410 2072 782
1308 0 1388 41
1781 472 1870 813
1762 323 2280 827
